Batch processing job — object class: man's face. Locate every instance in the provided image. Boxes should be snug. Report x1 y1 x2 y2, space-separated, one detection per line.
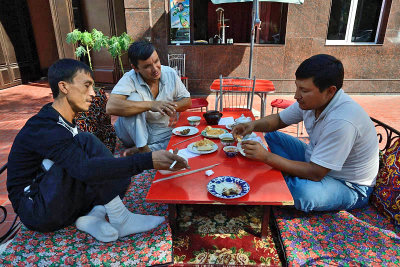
64 70 95 113
294 77 336 112
133 51 162 82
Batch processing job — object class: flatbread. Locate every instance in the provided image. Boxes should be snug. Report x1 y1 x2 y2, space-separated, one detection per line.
193 138 215 151
205 126 225 136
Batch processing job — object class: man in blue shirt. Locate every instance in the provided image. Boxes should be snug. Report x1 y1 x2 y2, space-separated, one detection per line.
107 41 191 154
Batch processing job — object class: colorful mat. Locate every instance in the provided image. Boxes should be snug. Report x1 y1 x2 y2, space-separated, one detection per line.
173 205 281 266
0 169 173 266
274 205 400 266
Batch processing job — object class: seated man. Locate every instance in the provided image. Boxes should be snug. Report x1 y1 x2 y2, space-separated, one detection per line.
233 54 379 212
106 41 192 153
7 59 189 242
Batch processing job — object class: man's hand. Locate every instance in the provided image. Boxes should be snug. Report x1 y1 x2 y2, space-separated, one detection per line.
241 140 270 162
150 101 177 116
232 122 255 141
152 150 190 171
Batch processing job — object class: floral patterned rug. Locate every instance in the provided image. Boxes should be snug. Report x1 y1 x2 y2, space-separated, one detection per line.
274 205 400 266
172 205 281 266
0 169 173 266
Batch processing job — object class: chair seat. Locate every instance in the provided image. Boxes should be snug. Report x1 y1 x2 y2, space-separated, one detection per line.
270 99 295 109
191 98 208 109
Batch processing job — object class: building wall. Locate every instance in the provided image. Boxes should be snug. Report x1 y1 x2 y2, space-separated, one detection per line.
123 0 400 95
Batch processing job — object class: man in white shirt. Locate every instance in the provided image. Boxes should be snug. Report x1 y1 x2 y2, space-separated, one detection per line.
233 54 379 212
106 41 191 153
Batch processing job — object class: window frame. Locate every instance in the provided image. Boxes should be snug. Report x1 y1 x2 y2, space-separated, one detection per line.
325 0 387 45
167 0 288 45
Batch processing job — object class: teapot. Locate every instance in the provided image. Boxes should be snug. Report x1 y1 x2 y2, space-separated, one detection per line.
203 110 223 125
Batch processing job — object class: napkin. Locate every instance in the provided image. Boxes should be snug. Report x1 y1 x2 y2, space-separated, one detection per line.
218 117 235 126
159 148 199 175
178 148 200 159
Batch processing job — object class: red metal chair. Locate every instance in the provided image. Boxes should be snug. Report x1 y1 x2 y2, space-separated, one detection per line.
189 98 209 112
270 98 303 137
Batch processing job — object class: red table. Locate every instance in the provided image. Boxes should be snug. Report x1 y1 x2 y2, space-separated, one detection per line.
146 111 293 238
210 79 275 118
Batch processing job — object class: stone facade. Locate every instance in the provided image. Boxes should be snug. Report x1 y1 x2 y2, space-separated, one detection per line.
123 0 400 95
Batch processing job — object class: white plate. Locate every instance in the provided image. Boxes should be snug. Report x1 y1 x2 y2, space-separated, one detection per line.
207 176 250 199
237 136 268 156
173 126 199 136
225 123 238 131
187 141 218 154
201 128 228 138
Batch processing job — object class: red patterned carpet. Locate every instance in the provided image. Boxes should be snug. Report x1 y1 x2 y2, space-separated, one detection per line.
172 205 282 266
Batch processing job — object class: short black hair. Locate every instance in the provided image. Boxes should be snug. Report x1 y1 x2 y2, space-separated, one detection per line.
295 54 344 92
48 59 93 98
128 41 155 68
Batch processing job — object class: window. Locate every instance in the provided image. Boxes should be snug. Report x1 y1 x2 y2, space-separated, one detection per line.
326 0 392 45
169 0 288 45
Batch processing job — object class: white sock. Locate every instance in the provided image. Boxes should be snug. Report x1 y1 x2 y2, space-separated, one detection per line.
104 196 165 237
76 205 118 242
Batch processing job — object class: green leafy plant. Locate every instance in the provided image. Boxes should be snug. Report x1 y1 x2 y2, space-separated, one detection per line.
66 29 108 70
67 29 133 75
106 32 133 75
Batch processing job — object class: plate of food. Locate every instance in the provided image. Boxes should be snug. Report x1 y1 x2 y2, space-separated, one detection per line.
237 134 268 156
187 138 218 154
225 122 238 131
201 126 228 138
207 176 250 199
173 126 199 136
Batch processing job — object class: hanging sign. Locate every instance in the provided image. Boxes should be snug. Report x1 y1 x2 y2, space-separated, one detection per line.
170 0 190 44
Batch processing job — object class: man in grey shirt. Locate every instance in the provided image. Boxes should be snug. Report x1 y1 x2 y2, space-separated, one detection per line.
233 54 379 212
107 41 191 153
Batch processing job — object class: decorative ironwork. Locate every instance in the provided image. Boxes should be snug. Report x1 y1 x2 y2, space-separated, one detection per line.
371 117 400 154
0 163 21 244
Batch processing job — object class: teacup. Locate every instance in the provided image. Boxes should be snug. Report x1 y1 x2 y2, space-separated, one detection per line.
223 146 238 157
187 116 201 126
219 133 235 146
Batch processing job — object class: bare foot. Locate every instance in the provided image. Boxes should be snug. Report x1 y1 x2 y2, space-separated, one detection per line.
123 147 139 157
138 145 152 153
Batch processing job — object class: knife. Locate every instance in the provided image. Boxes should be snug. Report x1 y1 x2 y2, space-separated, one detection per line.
153 163 221 183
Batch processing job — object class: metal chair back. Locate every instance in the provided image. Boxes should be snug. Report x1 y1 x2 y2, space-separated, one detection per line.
167 54 186 77
218 75 256 112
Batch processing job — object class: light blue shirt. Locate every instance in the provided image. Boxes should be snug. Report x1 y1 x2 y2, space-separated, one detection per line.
111 65 190 127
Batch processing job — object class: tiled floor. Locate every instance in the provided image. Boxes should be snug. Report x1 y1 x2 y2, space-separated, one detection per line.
1 82 400 237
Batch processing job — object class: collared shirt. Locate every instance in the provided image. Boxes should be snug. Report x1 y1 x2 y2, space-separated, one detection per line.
279 90 379 186
111 65 190 127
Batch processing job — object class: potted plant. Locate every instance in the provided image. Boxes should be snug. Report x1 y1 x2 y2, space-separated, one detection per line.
66 28 108 70
106 32 133 76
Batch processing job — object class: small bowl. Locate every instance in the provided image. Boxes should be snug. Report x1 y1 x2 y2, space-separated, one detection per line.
223 146 238 157
219 133 235 146
187 116 201 126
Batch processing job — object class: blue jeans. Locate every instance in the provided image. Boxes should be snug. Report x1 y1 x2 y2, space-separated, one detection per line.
265 131 373 212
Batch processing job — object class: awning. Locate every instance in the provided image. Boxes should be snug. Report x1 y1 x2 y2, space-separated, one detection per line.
211 0 303 4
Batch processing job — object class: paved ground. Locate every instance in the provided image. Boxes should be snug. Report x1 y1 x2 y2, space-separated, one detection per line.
1 82 400 236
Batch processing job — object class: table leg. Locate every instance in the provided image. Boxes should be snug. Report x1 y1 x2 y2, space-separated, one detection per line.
214 92 219 110
261 93 267 118
168 204 178 236
261 206 271 239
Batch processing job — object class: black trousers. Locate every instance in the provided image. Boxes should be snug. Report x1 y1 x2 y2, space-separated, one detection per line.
18 133 131 232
